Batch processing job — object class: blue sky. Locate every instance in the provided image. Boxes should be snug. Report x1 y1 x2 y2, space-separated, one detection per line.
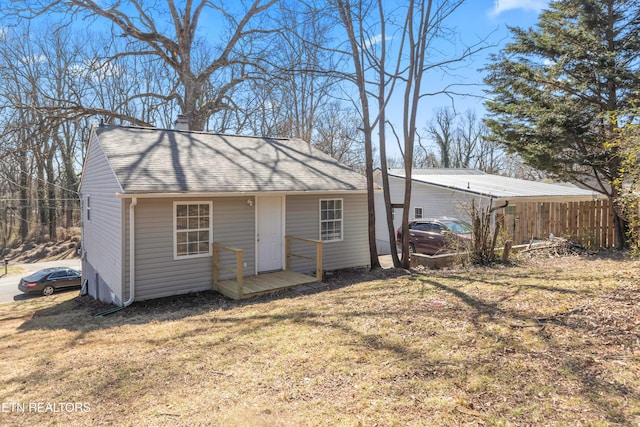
386 0 549 156
490 0 549 15
0 0 548 153
421 0 549 114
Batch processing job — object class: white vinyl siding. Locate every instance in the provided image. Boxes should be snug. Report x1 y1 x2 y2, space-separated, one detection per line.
174 202 212 259
320 199 343 242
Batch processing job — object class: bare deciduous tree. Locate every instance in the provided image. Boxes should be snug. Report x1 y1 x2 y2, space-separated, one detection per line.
0 25 98 243
10 0 279 130
331 0 489 269
332 0 383 269
312 103 365 171
233 2 340 140
423 108 506 173
426 107 456 168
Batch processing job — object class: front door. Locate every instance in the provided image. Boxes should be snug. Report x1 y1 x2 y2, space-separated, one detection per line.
257 196 284 272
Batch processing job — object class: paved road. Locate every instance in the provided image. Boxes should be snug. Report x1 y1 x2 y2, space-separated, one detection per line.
0 259 82 304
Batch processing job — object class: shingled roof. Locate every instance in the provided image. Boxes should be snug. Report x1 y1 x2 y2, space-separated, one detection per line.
92 125 367 194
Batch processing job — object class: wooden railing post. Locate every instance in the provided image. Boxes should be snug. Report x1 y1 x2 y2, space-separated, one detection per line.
236 249 244 297
212 243 219 290
315 240 322 281
285 237 291 271
284 236 322 281
212 242 244 298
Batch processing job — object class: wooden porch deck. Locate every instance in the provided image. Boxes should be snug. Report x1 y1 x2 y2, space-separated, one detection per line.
212 237 322 300
215 270 319 300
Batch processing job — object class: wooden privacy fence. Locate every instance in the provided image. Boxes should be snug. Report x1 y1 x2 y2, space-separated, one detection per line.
499 200 616 249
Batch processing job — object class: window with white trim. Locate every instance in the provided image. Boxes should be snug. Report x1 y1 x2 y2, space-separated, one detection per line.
414 207 423 219
86 195 91 221
174 202 212 258
320 199 343 242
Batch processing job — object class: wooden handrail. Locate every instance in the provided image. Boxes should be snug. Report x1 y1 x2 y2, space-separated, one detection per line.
285 236 322 281
212 243 244 297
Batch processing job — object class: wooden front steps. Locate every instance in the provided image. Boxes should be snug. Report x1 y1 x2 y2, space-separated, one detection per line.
212 236 322 300
215 270 318 300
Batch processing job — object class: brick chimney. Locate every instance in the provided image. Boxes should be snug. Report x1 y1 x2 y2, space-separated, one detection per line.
175 114 189 131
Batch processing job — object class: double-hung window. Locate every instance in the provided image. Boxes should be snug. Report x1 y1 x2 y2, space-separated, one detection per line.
320 199 343 242
174 202 212 259
414 207 423 219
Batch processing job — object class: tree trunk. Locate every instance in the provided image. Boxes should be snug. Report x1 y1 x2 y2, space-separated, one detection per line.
36 161 47 238
18 163 29 241
366 131 381 269
45 154 57 240
611 197 628 250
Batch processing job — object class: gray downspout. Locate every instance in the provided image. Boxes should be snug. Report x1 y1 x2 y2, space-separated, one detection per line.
124 197 137 306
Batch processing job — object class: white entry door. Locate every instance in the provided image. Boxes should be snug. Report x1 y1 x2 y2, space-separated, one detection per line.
257 196 284 272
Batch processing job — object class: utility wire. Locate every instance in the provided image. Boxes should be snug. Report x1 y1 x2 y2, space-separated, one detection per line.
0 169 80 196
1 199 81 202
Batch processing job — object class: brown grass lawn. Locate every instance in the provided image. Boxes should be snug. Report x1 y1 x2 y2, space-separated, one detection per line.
0 253 639 426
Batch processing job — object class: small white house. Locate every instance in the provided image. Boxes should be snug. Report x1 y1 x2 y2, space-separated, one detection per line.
79 124 370 305
374 168 602 254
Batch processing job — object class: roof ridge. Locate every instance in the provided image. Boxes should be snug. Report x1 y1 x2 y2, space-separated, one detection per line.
95 123 295 142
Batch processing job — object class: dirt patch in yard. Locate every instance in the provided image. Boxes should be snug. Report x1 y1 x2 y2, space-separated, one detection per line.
74 264 408 318
2 236 81 263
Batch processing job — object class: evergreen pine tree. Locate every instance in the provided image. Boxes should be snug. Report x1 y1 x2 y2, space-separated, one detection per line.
484 0 640 248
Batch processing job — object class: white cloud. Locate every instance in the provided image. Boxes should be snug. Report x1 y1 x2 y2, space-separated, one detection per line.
364 34 393 50
490 0 549 16
68 59 125 81
21 54 47 65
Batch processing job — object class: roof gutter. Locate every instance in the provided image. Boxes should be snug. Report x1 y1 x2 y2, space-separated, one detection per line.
123 196 137 307
115 189 369 199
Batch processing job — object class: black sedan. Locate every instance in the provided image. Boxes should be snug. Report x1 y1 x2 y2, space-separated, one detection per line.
18 267 82 296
